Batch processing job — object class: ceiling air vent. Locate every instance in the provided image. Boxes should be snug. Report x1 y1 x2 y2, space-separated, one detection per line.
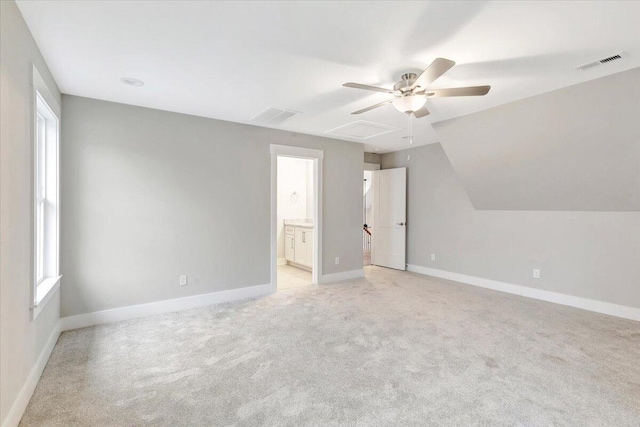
251 107 300 125
326 121 401 140
575 52 627 71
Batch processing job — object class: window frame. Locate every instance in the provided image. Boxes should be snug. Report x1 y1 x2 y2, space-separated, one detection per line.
31 68 62 320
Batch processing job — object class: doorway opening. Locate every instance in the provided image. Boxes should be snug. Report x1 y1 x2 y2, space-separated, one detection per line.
270 145 323 291
277 156 313 289
363 162 380 266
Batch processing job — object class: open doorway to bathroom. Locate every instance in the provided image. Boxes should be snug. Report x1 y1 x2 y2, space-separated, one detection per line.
277 156 314 289
270 144 323 292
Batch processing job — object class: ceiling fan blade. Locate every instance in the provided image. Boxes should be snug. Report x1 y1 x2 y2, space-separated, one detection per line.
351 99 393 115
343 82 397 94
424 85 491 97
413 105 430 118
411 58 456 90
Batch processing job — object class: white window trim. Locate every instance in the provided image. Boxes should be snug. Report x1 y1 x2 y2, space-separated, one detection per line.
31 66 61 320
31 276 62 319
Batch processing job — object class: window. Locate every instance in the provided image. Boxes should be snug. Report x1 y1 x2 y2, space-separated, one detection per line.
32 89 61 317
36 112 46 283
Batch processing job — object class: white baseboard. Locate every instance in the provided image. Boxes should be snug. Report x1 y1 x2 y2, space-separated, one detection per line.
277 258 286 266
320 269 364 284
2 321 61 427
60 284 272 331
407 264 640 322
286 260 312 272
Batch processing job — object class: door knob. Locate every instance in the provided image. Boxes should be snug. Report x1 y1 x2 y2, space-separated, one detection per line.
397 222 405 226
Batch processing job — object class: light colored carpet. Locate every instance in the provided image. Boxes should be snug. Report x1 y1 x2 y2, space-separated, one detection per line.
21 267 640 426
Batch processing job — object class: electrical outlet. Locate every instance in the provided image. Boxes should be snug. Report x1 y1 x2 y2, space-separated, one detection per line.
431 253 436 261
532 269 540 279
335 257 340 265
179 275 188 286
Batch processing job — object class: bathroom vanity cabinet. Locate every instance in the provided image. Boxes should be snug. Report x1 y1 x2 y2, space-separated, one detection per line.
284 224 313 268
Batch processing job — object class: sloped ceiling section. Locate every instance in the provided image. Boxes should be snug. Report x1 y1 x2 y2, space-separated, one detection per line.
433 67 640 211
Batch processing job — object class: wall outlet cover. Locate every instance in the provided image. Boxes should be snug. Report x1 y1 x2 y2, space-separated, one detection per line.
179 275 188 286
533 269 540 279
335 257 340 265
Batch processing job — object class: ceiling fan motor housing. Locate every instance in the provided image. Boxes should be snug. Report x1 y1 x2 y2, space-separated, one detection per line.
394 73 418 92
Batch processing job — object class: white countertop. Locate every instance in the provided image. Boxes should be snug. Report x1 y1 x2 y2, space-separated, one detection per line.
284 219 314 228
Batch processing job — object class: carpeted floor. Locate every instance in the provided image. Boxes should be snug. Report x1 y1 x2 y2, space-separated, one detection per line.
21 267 640 426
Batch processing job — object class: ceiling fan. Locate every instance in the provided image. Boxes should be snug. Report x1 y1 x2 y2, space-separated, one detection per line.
343 58 490 118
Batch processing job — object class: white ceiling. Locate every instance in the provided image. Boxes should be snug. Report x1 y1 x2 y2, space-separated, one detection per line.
17 0 640 153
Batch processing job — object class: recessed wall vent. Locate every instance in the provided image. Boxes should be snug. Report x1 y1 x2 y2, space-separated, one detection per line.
575 52 627 71
251 107 300 125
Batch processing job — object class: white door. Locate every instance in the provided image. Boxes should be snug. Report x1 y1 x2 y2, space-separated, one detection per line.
372 168 406 270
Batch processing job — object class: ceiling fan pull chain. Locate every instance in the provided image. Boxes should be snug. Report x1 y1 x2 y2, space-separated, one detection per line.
407 113 413 162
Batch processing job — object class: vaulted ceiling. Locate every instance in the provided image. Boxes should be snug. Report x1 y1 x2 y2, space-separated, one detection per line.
434 68 640 211
16 1 640 152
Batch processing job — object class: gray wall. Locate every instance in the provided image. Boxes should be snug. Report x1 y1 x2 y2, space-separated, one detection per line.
0 1 61 423
433 67 640 211
364 152 381 165
61 95 363 317
381 144 640 308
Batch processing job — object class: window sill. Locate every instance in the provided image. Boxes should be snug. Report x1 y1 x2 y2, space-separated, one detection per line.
31 275 62 320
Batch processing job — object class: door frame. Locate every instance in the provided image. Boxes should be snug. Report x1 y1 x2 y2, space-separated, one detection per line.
270 144 324 291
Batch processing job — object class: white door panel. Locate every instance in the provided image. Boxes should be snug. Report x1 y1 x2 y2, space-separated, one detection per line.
372 168 406 270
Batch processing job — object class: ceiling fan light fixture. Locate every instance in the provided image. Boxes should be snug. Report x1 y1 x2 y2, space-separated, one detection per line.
392 94 426 114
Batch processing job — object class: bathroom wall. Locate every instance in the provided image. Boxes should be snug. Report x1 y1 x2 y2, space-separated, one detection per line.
306 160 314 221
276 157 313 261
